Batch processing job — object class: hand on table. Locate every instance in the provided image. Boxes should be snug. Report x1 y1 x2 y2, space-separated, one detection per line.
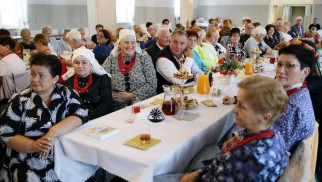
222 96 234 105
180 171 200 182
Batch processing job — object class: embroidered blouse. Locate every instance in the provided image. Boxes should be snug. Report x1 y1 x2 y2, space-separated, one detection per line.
199 128 288 182
0 84 88 182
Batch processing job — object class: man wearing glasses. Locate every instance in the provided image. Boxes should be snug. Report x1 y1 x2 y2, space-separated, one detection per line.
240 23 254 45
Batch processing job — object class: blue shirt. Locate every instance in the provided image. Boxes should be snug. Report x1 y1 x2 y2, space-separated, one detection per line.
199 128 288 182
93 44 114 58
274 88 315 153
146 38 157 48
137 40 146 50
193 49 208 71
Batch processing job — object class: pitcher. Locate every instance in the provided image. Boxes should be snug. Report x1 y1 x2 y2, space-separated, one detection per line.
161 85 179 116
196 72 210 94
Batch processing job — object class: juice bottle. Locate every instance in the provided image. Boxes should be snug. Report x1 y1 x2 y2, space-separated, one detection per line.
244 60 254 75
196 74 210 94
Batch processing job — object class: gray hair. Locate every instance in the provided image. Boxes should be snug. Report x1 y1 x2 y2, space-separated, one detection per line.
296 16 303 21
77 27 84 31
42 25 52 33
171 30 188 39
253 27 266 36
66 30 82 42
149 24 159 31
62 28 71 34
20 28 30 34
157 27 170 38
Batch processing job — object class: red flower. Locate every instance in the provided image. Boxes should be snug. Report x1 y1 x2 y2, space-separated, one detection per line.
220 70 225 75
232 70 236 75
227 71 232 75
218 59 224 64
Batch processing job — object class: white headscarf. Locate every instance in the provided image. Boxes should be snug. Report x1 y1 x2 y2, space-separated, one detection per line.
110 29 142 56
62 47 110 80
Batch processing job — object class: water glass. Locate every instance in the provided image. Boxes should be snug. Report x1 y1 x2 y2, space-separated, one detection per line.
124 106 135 123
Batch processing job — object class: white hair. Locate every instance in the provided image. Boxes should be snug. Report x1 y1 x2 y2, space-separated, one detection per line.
296 16 303 21
62 28 71 34
253 27 267 36
66 30 82 42
156 27 170 38
149 24 159 31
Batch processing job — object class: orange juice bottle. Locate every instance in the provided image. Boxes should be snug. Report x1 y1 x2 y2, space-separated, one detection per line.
244 60 254 75
196 74 210 94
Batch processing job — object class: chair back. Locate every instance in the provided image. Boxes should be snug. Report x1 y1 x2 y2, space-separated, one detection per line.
0 70 31 100
278 122 319 182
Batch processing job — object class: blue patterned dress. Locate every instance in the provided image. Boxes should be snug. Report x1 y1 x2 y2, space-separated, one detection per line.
199 127 288 182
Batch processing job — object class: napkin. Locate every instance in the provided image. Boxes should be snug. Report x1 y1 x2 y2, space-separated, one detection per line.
150 99 163 105
124 135 161 150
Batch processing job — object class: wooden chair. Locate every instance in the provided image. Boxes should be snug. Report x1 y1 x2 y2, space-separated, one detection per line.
278 122 319 182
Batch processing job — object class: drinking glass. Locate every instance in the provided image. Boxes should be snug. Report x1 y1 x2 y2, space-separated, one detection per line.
132 97 141 114
124 106 135 123
140 120 151 143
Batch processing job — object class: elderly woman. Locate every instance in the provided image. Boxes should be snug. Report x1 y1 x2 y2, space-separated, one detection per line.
245 26 272 58
62 48 113 120
102 29 157 111
156 76 289 182
200 29 220 69
0 36 26 86
146 24 158 48
186 30 207 71
42 25 61 53
264 24 279 49
92 29 114 65
0 53 88 181
226 28 247 61
223 43 316 153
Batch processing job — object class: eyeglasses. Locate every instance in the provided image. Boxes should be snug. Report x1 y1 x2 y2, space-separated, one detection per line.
276 62 301 70
96 35 105 38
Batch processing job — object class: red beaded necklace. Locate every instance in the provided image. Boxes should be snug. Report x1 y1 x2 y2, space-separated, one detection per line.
118 53 136 74
286 81 308 96
73 74 93 94
224 130 275 153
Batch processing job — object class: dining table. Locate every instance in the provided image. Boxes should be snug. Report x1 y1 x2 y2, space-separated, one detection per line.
56 71 276 182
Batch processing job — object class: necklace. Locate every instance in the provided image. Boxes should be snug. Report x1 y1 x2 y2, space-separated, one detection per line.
73 74 93 94
224 130 275 153
118 53 136 74
286 81 307 96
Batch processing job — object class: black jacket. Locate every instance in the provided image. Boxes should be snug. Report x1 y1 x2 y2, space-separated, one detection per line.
62 73 113 120
145 44 161 65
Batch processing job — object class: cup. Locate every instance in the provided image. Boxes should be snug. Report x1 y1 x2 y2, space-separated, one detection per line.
132 98 141 114
140 120 151 143
124 106 135 123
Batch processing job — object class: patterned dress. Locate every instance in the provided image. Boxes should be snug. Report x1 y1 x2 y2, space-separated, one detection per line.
274 88 316 153
92 44 114 65
0 84 88 182
199 127 288 182
226 41 247 61
102 52 157 110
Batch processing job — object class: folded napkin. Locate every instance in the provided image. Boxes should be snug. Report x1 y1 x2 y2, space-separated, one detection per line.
124 135 161 150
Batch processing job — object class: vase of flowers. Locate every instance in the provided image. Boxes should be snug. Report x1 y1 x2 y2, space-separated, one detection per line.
211 59 243 84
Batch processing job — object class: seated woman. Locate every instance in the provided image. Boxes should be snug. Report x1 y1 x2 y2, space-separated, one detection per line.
42 25 61 53
58 28 72 52
0 53 88 181
159 75 289 182
264 24 279 49
102 29 157 111
245 26 272 58
0 36 26 86
92 29 114 65
33 34 67 83
223 43 316 153
62 48 113 120
133 25 146 50
186 30 208 71
226 28 247 61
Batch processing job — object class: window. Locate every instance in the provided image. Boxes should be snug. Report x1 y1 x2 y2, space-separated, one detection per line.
0 0 28 29
116 0 135 24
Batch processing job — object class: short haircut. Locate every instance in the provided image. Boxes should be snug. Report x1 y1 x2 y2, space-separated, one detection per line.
275 20 283 26
133 26 145 37
66 30 82 42
244 19 251 24
42 25 52 34
171 30 188 39
78 28 84 32
279 43 316 74
0 36 16 50
98 29 111 44
149 24 159 31
206 28 218 38
162 19 169 24
208 18 214 23
296 16 303 21
191 27 202 33
95 24 103 29
314 18 318 20
20 28 30 35
156 27 170 38
265 24 276 33
253 22 261 27
253 27 267 36
62 28 71 34
191 20 197 27
33 34 48 46
146 22 153 28
229 28 240 37
30 53 62 78
186 30 198 39
175 23 185 31
238 75 288 124
0 28 10 36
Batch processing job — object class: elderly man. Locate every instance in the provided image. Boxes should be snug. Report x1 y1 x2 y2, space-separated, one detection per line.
245 27 272 57
63 30 86 67
58 28 72 52
240 23 254 45
155 31 202 93
42 25 61 53
78 28 96 49
146 24 159 48
145 27 171 63
273 20 284 42
281 21 293 42
19 28 36 58
291 16 304 37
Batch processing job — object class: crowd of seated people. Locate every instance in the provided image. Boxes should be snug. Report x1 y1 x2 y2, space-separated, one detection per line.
0 14 321 181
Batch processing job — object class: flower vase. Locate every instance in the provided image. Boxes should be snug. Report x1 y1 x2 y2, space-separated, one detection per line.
225 75 235 85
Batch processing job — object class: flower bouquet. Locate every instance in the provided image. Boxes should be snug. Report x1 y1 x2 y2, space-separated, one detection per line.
211 59 243 76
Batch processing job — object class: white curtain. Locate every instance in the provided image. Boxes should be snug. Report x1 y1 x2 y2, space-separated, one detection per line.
0 0 28 29
116 0 135 25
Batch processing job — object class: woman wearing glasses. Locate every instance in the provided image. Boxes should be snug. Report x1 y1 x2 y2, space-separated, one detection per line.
102 29 157 111
92 29 114 65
